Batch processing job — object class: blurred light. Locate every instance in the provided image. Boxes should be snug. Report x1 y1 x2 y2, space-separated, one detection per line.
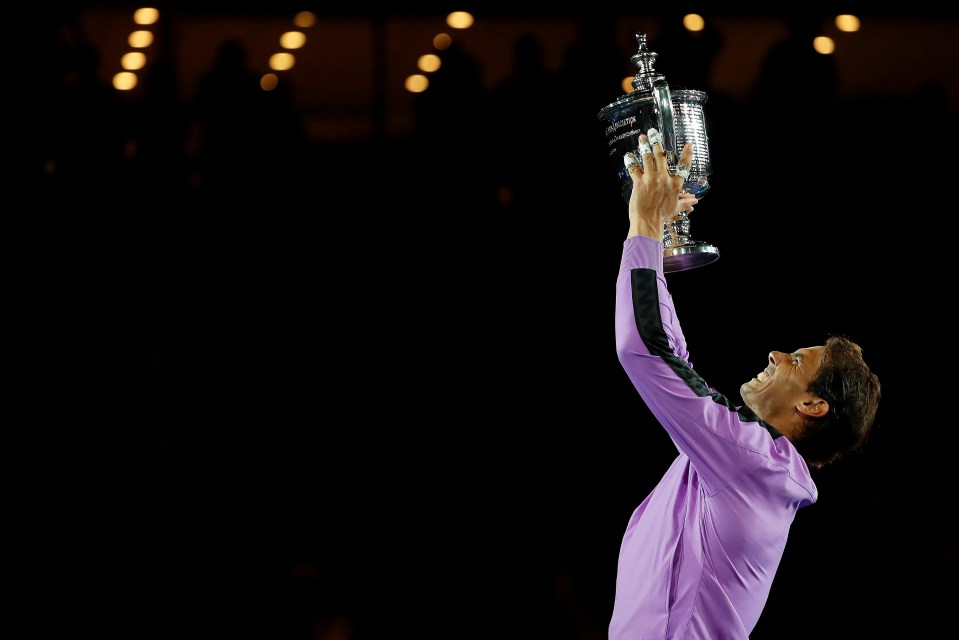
294 11 316 28
621 76 634 93
406 74 429 93
113 71 138 90
133 7 159 25
280 31 306 49
269 52 296 71
813 36 835 54
121 51 147 70
835 14 861 32
683 13 705 32
261 73 279 91
433 33 452 50
128 30 154 48
418 54 441 73
446 11 474 29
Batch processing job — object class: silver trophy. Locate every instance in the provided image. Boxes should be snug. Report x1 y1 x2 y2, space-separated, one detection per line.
598 32 718 272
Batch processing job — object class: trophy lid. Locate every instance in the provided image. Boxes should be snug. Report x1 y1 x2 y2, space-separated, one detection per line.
629 32 666 94
597 32 669 121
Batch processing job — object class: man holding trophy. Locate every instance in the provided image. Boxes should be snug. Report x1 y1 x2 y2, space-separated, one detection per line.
602 33 882 639
607 130 882 637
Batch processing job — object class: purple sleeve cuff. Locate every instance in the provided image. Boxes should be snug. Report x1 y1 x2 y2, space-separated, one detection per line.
620 236 664 274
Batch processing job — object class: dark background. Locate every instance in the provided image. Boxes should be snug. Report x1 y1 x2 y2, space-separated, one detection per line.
28 2 957 639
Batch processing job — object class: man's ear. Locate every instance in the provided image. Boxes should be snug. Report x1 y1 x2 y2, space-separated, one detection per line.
796 397 829 418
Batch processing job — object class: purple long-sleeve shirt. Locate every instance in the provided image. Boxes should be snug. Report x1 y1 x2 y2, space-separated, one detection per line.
610 236 817 639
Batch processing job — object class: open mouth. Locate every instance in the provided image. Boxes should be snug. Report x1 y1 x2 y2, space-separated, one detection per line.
755 365 775 383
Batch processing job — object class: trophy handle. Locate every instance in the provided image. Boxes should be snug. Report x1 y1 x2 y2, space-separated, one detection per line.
652 79 678 165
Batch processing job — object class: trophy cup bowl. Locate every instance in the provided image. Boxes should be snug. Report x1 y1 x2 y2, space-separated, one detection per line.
598 34 719 272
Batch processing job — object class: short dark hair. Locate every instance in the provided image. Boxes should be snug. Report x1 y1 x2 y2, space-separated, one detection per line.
792 335 881 469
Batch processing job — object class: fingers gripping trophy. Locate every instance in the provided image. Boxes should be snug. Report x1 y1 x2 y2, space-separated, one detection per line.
598 32 718 272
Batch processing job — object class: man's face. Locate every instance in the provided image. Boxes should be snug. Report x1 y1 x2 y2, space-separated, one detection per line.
740 346 826 425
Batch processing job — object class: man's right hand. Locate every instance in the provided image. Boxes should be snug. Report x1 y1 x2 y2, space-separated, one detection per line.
624 129 695 240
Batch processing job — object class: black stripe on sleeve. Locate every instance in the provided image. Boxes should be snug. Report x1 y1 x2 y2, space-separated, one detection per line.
629 268 784 440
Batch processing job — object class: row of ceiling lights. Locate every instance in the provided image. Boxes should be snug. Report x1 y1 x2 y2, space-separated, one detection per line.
107 8 862 96
109 6 475 95
110 7 319 93
403 11 863 96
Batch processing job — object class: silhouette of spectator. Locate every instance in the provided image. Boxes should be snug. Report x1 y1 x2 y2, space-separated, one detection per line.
412 38 486 142
556 15 632 248
749 13 839 112
651 12 725 94
251 76 308 188
37 9 130 204
190 38 268 203
126 53 192 205
486 35 562 214
557 15 627 124
556 13 628 202
409 38 495 230
488 34 559 120
737 13 843 247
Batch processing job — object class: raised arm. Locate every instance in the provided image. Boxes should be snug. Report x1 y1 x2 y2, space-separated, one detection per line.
615 130 762 490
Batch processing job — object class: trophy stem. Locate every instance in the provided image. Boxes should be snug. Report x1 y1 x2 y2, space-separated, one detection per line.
664 210 693 248
663 210 720 272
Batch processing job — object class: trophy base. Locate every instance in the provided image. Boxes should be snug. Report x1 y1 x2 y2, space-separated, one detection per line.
664 242 720 273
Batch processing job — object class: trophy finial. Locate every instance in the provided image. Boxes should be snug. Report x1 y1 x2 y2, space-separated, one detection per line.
630 32 665 93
